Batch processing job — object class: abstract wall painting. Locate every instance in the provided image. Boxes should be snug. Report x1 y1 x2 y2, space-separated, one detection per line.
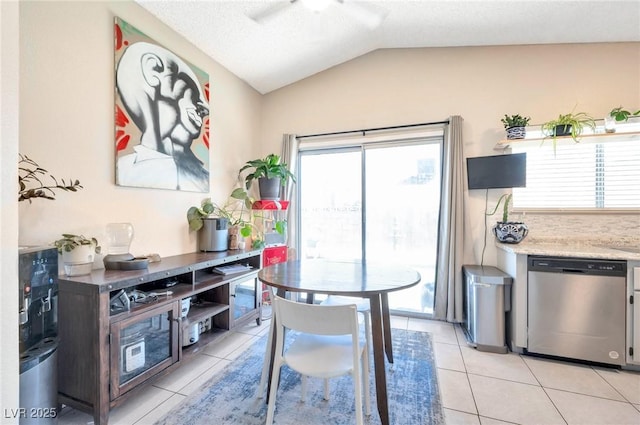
114 17 210 192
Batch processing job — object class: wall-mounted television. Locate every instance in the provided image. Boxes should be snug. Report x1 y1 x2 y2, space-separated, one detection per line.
466 153 526 190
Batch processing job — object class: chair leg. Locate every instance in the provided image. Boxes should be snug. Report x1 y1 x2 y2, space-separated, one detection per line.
362 343 371 416
301 375 307 402
363 312 371 373
323 379 330 400
256 315 275 399
265 356 282 425
352 361 364 425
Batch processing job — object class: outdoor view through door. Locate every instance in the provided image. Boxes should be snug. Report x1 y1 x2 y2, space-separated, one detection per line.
298 139 442 316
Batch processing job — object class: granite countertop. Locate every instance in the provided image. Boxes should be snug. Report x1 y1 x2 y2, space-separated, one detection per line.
496 238 640 261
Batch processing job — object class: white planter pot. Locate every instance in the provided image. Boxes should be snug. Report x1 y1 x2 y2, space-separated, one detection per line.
62 244 95 276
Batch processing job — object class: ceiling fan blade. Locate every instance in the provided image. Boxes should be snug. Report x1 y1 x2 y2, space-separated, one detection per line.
338 0 388 29
249 0 297 24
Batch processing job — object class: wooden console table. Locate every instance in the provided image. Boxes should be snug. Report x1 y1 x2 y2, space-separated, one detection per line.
57 249 262 425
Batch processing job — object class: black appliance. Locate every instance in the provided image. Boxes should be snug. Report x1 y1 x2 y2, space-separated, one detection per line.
466 153 527 190
18 246 59 424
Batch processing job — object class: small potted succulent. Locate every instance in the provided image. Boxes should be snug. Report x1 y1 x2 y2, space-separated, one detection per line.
53 234 101 276
487 194 528 244
500 114 531 140
239 153 296 200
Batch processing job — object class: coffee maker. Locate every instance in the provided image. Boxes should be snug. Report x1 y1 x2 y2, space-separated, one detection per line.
18 246 59 424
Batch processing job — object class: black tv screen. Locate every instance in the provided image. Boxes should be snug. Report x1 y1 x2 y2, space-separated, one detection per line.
466 153 526 190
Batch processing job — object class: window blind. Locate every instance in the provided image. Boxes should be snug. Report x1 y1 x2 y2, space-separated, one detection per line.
511 136 640 210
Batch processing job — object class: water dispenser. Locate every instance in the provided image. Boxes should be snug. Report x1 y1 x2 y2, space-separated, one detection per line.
18 246 59 424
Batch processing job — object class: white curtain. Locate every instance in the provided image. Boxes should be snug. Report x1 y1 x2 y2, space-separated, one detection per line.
434 115 465 322
281 134 299 258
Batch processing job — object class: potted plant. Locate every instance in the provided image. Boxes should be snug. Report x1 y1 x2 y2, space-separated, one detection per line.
541 112 596 152
500 114 531 140
609 106 640 122
486 194 528 244
216 188 255 249
187 198 230 252
239 153 296 200
53 234 101 276
605 106 640 133
19 154 83 202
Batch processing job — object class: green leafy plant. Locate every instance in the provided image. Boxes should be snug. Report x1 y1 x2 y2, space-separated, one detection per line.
19 154 83 202
53 234 101 254
187 189 255 236
500 114 530 129
218 188 255 238
187 198 216 232
486 194 513 223
541 112 596 153
609 106 640 122
239 153 296 190
187 190 289 250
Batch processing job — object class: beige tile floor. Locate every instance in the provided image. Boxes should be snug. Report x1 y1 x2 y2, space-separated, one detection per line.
58 316 640 425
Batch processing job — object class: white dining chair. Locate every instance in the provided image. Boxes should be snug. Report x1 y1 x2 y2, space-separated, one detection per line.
321 295 371 346
265 295 370 425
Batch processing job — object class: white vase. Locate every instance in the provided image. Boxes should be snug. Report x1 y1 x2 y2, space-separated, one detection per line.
62 244 95 276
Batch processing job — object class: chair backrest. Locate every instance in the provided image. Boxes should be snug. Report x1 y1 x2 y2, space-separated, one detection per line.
272 295 359 337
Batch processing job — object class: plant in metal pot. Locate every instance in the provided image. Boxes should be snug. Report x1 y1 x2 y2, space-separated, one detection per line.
187 191 253 234
239 153 296 200
53 234 101 276
186 198 231 252
187 189 262 250
486 194 528 244
541 111 596 153
500 114 531 140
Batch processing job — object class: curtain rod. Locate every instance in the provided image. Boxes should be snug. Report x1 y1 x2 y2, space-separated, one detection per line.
296 120 450 139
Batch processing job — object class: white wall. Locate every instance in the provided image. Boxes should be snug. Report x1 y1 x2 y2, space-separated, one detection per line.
18 1 262 257
1 0 20 418
9 0 262 413
260 43 640 264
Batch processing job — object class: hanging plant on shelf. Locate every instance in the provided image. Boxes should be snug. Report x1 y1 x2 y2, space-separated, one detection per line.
18 154 83 202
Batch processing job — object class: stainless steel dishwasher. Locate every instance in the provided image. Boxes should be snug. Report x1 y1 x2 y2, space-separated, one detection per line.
527 256 627 366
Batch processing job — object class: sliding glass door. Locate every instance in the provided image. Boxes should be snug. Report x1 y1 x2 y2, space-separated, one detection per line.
298 139 442 316
298 149 362 262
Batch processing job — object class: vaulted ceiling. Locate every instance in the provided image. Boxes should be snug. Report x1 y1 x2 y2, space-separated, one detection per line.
137 1 640 94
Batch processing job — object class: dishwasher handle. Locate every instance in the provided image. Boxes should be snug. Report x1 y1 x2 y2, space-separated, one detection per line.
561 268 588 274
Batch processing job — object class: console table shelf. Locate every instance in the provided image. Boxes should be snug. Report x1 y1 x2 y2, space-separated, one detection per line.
57 249 263 425
183 301 229 326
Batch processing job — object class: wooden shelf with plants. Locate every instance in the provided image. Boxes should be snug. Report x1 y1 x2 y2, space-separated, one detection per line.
495 111 640 150
495 129 640 150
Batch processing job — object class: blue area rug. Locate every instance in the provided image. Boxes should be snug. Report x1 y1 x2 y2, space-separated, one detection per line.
155 329 444 425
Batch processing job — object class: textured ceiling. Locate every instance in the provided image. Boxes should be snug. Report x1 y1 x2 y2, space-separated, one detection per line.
136 0 640 94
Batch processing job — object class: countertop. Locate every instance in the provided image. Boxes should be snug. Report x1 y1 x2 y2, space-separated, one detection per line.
496 239 640 261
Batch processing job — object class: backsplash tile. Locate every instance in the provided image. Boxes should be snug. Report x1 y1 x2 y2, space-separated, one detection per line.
519 213 640 246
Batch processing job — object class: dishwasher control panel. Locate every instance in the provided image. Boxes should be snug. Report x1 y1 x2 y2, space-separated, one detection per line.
528 256 627 276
